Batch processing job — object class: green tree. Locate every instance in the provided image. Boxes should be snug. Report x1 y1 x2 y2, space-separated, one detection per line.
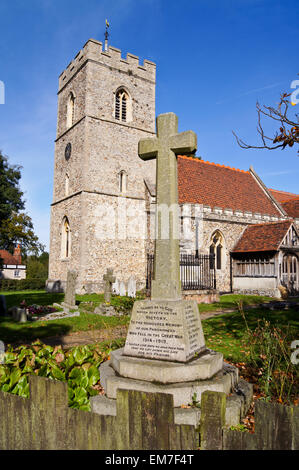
0 151 24 221
26 252 49 279
0 151 44 255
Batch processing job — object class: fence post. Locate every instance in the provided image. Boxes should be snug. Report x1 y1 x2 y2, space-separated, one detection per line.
200 391 226 450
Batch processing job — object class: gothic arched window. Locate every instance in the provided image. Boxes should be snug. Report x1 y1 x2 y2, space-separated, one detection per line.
209 231 224 270
115 89 131 122
61 217 71 258
66 92 75 129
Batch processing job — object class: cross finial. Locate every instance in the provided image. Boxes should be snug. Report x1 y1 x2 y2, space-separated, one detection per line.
138 112 197 300
104 19 110 51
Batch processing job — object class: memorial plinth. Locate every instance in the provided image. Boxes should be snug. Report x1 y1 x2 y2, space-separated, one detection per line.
124 299 205 362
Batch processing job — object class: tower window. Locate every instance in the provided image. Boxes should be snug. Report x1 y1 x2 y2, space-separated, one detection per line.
119 170 127 193
67 92 75 129
65 174 69 196
115 89 131 122
61 216 71 258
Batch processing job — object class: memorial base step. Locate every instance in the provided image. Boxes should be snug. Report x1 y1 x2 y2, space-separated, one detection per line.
110 347 223 384
91 373 253 428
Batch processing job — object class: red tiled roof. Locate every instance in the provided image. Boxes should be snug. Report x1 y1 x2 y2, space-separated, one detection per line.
281 196 299 219
232 220 293 253
268 188 299 203
0 250 20 265
177 156 282 216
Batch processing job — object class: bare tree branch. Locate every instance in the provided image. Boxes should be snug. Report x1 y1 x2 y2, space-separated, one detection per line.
233 84 299 155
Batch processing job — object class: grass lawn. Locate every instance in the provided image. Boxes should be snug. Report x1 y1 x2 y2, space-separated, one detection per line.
202 307 299 363
197 293 276 312
0 290 129 343
0 290 297 354
0 312 130 344
2 291 65 310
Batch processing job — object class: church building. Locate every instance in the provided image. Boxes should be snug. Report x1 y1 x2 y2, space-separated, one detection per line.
47 39 299 297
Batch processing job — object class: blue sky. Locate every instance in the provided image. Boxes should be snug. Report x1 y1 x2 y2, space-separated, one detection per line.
0 0 298 251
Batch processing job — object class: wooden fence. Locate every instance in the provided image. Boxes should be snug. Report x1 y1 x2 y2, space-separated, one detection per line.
0 375 196 450
0 375 298 450
200 391 299 450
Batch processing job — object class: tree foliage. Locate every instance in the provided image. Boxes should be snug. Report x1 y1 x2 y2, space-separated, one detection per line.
233 82 299 155
26 252 49 279
0 152 24 221
0 151 44 255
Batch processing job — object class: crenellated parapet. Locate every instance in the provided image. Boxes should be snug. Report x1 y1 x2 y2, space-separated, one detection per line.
58 39 156 92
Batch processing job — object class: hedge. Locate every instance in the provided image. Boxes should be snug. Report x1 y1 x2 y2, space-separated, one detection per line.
0 278 47 292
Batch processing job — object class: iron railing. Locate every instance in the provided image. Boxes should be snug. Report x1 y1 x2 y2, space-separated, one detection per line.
146 253 216 292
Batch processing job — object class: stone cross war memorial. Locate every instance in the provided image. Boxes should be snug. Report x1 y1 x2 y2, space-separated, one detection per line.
91 113 250 426
124 112 206 363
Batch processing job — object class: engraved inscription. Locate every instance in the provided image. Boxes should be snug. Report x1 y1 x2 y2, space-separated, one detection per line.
124 301 205 362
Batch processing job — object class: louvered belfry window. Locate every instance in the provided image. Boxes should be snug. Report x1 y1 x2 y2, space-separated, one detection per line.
115 90 128 122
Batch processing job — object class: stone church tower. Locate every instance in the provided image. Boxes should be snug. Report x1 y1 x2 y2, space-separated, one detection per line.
48 39 156 293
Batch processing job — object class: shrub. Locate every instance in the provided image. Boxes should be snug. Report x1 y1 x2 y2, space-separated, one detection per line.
110 292 145 314
0 340 114 411
239 302 299 404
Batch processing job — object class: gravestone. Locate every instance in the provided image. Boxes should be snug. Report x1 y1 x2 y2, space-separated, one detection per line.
119 281 126 297
112 279 120 295
103 268 115 303
10 306 27 323
61 270 78 311
0 340 4 364
0 295 7 316
127 277 136 298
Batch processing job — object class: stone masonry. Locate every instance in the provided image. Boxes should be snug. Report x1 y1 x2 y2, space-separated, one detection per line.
48 39 156 293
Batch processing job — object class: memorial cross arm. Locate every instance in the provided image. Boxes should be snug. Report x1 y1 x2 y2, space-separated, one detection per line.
169 131 197 155
138 137 159 161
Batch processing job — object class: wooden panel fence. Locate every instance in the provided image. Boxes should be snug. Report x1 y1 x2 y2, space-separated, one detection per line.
0 375 197 450
200 391 299 450
0 375 298 450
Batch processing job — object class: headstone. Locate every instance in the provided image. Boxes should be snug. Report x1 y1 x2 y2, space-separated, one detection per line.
11 307 27 323
19 309 28 323
0 295 7 316
62 270 78 310
124 113 206 362
119 281 126 297
103 268 116 303
0 340 4 364
112 279 120 295
127 277 136 298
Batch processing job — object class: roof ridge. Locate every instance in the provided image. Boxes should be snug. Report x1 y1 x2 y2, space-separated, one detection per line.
269 188 299 196
247 220 292 228
178 155 249 174
281 195 299 203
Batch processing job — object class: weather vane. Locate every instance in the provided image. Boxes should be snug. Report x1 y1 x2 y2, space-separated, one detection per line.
104 19 110 51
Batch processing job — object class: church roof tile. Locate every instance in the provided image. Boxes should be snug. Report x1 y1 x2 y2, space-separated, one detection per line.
268 188 299 203
177 156 282 216
232 220 293 253
280 196 299 219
